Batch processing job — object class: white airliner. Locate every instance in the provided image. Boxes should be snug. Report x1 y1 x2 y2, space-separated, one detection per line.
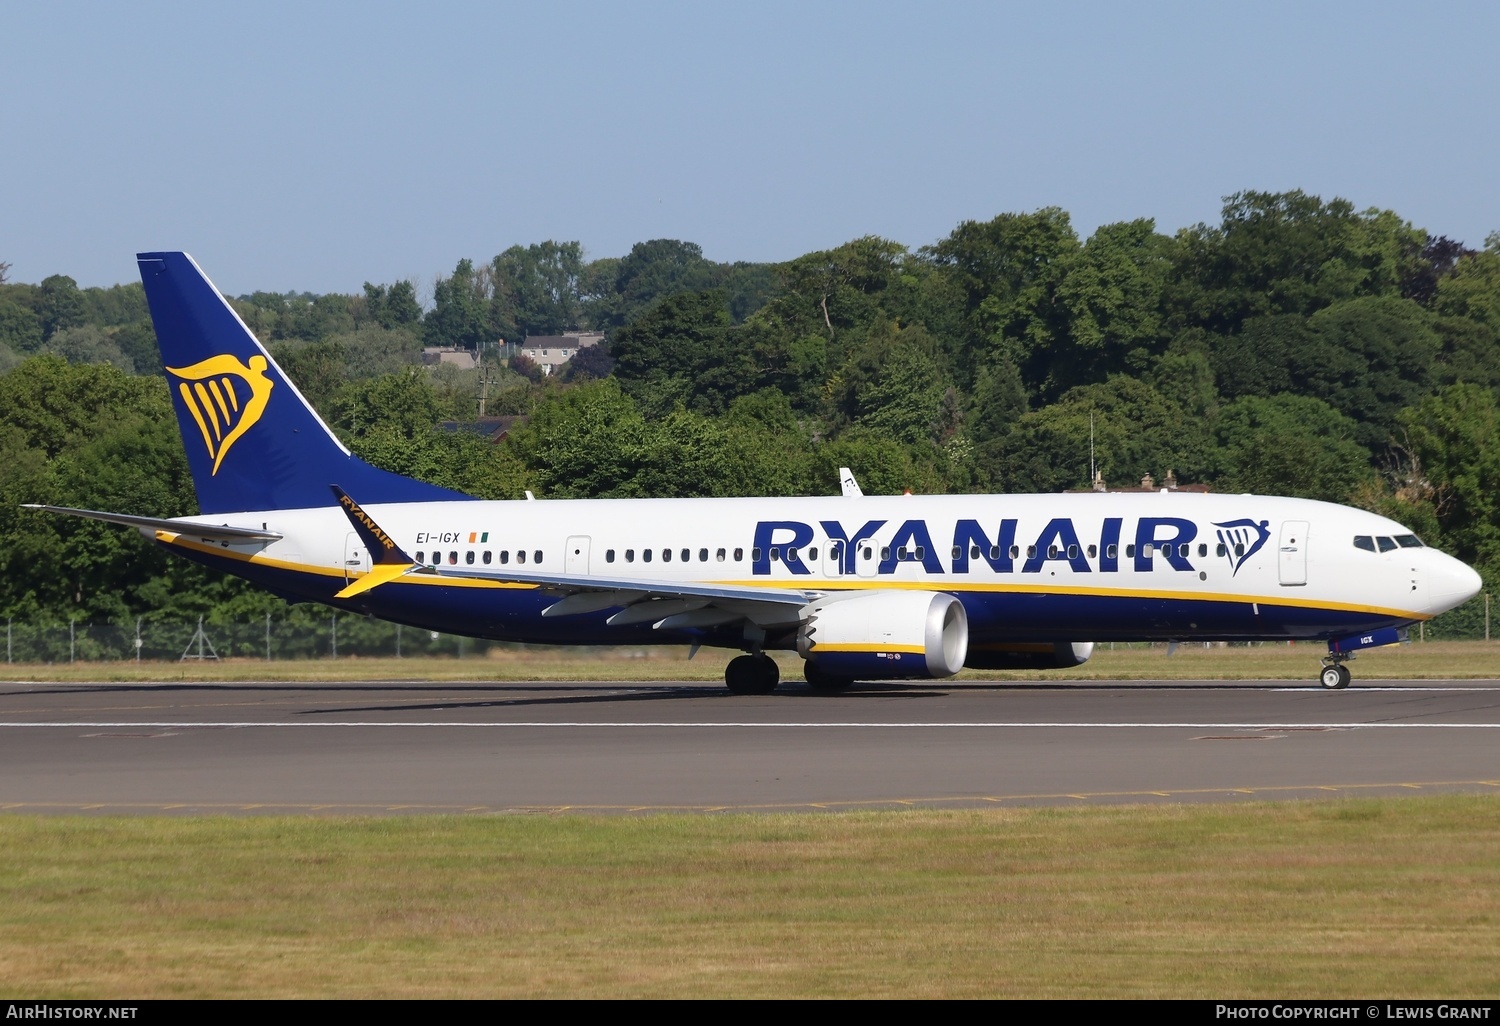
26 252 1483 692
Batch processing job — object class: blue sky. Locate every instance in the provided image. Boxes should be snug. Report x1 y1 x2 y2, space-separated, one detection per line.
4 1 1497 296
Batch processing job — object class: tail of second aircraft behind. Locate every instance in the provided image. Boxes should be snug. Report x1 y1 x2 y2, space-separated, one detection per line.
138 252 469 515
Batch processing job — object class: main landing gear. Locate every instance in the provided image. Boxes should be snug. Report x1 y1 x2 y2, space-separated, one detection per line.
1319 656 1352 690
802 660 854 694
725 653 780 695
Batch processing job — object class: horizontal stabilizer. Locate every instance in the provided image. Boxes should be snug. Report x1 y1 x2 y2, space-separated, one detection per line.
334 562 416 600
21 505 282 542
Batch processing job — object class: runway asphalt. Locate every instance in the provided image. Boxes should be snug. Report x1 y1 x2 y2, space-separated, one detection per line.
2 678 1499 813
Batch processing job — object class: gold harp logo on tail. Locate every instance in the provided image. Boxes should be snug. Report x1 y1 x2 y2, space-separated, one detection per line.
166 354 274 475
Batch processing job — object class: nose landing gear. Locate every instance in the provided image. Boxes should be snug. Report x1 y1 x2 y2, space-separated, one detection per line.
1319 658 1352 690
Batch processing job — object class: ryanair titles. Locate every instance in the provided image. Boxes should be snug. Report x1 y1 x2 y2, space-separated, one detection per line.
750 517 1271 577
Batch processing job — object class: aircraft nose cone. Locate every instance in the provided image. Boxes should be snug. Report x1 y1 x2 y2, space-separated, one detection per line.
1429 555 1483 615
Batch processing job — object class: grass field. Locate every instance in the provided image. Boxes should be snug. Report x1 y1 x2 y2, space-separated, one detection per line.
2 797 1498 998
6 641 1497 997
4 637 1498 683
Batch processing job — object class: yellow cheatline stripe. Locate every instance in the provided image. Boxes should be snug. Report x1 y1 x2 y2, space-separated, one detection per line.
177 382 214 455
154 536 1428 619
160 535 537 591
711 578 1429 621
812 643 926 654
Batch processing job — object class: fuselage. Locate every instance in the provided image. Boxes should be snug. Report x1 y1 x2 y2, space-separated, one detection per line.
161 490 1481 651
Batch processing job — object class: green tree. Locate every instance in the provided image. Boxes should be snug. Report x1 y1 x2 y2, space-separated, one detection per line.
1397 384 1500 575
1211 395 1371 501
491 241 584 338
36 274 85 340
425 258 492 350
1166 190 1420 333
0 300 43 353
609 289 747 415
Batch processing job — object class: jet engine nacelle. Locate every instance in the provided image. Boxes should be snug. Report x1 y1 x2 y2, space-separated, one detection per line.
963 641 1095 670
797 590 969 680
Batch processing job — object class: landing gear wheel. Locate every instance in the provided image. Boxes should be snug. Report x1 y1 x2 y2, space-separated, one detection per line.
1319 664 1351 690
725 653 780 695
803 661 853 693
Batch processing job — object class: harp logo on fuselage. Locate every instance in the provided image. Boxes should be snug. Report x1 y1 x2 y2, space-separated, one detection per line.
166 354 274 475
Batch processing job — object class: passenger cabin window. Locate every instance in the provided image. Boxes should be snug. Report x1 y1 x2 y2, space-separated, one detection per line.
449 551 457 564
643 549 653 562
1026 546 1036 558
750 548 760 561
1106 544 1118 559
534 551 542 563
734 548 744 561
769 548 780 562
415 551 424 564
699 548 708 562
500 551 510 564
680 548 689 562
1217 543 1227 557
1198 543 1208 557
716 548 726 561
1067 545 1079 559
483 551 492 565
465 551 475 565
625 549 635 562
606 549 616 563
517 551 526 564
1125 545 1135 558
1354 536 1376 552
664 549 673 562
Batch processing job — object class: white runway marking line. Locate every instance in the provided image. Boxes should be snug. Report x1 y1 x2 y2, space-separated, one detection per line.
5 720 1500 729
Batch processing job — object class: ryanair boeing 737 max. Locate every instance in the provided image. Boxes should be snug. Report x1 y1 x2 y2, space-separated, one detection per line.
26 253 1484 692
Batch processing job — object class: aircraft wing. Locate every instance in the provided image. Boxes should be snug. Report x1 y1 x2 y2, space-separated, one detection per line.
330 484 813 628
430 563 814 628
22 504 284 542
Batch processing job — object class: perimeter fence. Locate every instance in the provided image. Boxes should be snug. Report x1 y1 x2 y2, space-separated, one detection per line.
1 593 1491 664
1 615 491 664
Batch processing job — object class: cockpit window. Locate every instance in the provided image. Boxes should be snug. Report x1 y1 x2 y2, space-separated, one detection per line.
1354 536 1375 552
1394 534 1424 548
1376 536 1398 553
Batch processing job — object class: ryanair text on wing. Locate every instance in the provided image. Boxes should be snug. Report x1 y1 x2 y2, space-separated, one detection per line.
751 516 1272 576
338 493 397 551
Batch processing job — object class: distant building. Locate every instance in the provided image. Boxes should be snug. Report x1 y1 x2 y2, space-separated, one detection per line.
1071 469 1211 494
421 346 479 371
518 331 603 375
437 415 526 444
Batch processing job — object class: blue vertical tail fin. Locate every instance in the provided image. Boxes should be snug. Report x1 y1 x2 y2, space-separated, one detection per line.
138 251 469 514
